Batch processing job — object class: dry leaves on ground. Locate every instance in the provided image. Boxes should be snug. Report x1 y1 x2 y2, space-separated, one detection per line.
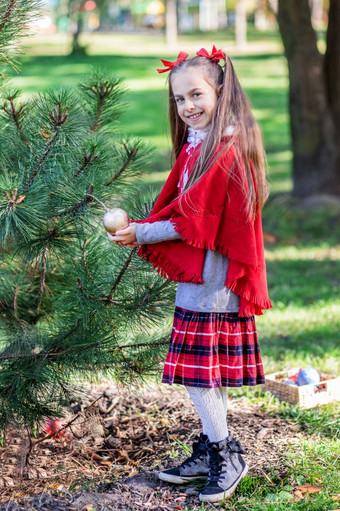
0 383 306 509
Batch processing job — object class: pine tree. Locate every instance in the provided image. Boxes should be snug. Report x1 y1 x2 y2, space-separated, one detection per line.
0 2 175 431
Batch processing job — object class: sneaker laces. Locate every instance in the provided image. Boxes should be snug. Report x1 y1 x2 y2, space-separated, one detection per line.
208 438 245 482
182 436 208 468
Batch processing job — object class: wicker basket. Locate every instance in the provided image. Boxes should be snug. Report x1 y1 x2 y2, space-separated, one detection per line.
262 368 340 409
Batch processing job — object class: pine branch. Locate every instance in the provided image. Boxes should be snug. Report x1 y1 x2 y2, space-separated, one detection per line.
104 142 139 187
81 239 104 294
33 393 104 446
73 147 98 179
36 247 48 313
117 340 169 349
25 102 69 189
76 276 99 302
55 184 94 217
89 81 116 134
0 1 17 33
13 284 18 320
3 188 25 211
0 51 18 75
2 96 31 151
107 247 137 301
0 337 168 361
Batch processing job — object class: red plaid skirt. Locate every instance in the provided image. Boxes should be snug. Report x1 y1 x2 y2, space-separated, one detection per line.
162 307 265 388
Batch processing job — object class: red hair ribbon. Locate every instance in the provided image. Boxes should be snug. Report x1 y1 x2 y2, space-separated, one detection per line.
157 51 189 73
196 45 225 62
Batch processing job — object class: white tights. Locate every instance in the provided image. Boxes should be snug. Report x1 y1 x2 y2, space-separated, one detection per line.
186 386 228 442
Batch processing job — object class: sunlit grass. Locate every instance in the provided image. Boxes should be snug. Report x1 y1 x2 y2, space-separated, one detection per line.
10 53 290 190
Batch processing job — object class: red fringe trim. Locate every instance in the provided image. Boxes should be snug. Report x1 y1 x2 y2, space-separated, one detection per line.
226 278 273 313
170 218 255 267
138 246 204 284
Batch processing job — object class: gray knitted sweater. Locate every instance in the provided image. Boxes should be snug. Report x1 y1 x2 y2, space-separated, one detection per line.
135 220 240 313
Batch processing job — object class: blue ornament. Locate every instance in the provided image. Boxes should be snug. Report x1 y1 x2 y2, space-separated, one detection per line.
284 379 298 386
297 367 320 386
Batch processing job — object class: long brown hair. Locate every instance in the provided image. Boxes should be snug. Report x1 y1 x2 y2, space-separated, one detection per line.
168 54 269 218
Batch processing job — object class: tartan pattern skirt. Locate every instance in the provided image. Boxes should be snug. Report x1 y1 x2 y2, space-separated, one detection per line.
162 307 265 388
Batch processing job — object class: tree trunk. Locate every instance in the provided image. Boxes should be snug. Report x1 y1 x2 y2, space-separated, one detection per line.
218 0 228 29
199 0 218 31
324 0 340 136
70 1 86 55
277 0 340 196
166 0 177 49
236 0 247 50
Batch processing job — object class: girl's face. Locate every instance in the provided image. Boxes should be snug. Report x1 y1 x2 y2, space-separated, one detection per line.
171 68 219 130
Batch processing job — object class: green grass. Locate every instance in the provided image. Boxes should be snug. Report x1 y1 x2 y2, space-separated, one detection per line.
6 31 340 510
10 32 290 185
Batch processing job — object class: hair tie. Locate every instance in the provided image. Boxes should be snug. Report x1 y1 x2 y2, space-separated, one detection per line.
157 51 189 74
196 45 225 62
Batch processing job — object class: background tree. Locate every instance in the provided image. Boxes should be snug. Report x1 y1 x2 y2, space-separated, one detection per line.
276 0 340 197
55 0 87 55
0 2 175 431
236 0 247 49
166 0 177 49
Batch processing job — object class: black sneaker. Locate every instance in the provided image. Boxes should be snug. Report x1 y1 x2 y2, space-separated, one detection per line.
158 433 210 484
199 435 248 503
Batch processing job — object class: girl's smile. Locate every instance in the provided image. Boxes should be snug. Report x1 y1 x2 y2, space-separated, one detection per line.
171 69 218 130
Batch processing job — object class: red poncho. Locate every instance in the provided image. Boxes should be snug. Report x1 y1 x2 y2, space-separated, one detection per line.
137 141 272 317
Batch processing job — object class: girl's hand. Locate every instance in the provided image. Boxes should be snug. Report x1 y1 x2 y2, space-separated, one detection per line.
107 223 139 247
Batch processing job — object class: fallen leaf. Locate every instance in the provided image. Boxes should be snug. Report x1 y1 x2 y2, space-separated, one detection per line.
295 484 322 494
36 467 48 478
263 232 278 244
3 476 14 487
293 489 304 501
27 467 38 479
331 495 340 501
257 428 269 440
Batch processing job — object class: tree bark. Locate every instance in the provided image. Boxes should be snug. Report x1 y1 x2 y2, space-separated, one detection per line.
324 0 340 136
199 0 218 31
277 0 340 196
236 0 247 49
166 0 177 49
218 0 227 29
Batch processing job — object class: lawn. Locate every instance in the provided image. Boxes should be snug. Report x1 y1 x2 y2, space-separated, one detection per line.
4 30 340 510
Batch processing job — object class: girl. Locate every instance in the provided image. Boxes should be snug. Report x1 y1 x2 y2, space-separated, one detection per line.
109 46 272 504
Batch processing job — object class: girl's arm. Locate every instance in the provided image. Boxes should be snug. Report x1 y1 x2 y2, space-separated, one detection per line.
108 220 181 247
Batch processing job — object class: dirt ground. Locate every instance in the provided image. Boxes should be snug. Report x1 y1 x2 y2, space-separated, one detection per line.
0 383 304 510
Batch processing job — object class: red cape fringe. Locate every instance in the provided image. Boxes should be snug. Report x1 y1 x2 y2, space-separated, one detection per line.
137 142 272 317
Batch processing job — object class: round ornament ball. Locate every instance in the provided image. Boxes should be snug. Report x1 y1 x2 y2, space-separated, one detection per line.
284 379 298 386
297 367 320 386
103 208 130 234
44 418 65 439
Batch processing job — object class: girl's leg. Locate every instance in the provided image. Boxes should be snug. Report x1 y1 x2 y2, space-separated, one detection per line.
218 387 228 415
186 386 228 442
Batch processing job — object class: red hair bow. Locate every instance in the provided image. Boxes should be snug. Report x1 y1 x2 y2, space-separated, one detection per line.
157 51 189 73
196 45 225 62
